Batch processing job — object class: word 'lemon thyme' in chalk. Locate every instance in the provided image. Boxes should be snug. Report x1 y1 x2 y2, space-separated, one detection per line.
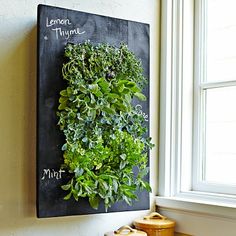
57 41 154 211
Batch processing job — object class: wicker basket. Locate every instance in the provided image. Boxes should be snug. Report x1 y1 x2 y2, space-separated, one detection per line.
133 212 175 236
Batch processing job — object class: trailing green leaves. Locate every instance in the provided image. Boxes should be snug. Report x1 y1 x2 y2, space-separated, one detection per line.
57 41 154 211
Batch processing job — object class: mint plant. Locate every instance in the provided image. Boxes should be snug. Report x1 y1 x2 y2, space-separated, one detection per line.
57 41 154 211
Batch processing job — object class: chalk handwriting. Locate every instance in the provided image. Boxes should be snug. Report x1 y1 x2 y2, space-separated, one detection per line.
41 168 65 180
135 104 148 122
46 17 72 27
52 27 85 40
45 17 85 40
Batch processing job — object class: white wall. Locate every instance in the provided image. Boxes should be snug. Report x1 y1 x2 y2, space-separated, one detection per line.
0 1 160 236
159 208 236 236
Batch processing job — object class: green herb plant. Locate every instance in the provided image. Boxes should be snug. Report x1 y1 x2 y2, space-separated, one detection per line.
57 41 154 211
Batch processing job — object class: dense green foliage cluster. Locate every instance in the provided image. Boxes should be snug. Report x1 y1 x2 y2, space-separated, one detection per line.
57 41 154 210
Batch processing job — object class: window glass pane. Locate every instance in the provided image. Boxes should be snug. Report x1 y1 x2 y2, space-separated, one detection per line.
205 86 236 184
206 0 236 82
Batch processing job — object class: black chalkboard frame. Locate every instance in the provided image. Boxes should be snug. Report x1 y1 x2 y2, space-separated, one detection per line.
37 4 150 218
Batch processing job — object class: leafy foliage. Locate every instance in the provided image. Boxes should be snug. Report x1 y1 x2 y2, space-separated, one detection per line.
57 41 154 211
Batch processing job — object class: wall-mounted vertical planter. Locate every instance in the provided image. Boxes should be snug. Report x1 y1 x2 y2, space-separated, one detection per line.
37 4 151 218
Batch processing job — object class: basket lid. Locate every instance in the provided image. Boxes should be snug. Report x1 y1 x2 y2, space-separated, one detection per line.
105 225 147 236
133 212 175 229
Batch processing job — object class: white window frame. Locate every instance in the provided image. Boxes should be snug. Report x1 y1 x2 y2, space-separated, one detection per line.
157 0 236 219
192 0 236 196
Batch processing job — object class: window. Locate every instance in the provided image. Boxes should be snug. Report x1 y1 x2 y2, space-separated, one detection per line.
158 0 236 209
193 0 236 195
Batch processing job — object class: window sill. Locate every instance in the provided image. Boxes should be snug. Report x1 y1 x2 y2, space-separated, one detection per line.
156 194 236 220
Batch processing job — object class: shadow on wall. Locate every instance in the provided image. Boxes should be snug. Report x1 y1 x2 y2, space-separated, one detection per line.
0 25 37 226
22 26 37 218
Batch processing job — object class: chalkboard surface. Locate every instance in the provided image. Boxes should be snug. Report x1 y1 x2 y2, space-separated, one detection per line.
37 4 150 218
